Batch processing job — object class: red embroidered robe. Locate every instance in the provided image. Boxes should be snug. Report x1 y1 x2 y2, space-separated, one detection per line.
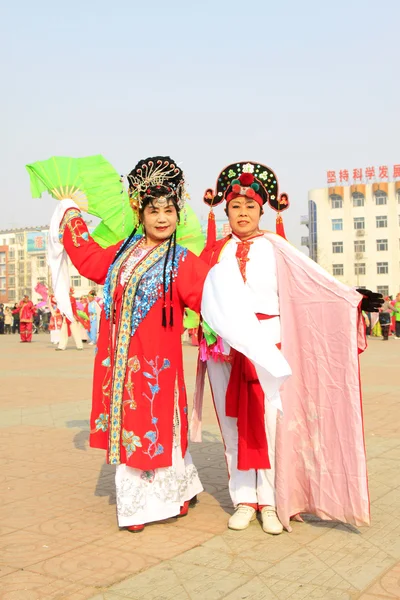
61 210 209 470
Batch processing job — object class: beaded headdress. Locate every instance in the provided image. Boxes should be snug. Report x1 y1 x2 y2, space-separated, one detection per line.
203 160 290 240
127 156 186 211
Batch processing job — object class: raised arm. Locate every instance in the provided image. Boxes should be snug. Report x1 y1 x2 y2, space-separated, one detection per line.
60 208 122 284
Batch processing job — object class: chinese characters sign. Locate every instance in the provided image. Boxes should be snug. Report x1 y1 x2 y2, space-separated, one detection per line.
327 165 400 185
26 232 47 253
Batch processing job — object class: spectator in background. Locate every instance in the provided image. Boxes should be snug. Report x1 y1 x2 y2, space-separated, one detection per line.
87 290 101 345
12 303 20 334
33 309 41 334
17 295 36 343
0 304 4 334
379 298 393 341
394 292 400 339
4 306 12 334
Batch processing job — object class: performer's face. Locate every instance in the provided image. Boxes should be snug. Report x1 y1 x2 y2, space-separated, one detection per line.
142 201 178 244
227 196 262 240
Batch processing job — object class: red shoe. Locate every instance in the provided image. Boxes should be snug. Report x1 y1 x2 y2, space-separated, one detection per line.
178 500 190 518
126 524 145 533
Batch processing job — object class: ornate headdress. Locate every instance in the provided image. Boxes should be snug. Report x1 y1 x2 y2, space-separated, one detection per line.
126 156 186 211
203 160 290 242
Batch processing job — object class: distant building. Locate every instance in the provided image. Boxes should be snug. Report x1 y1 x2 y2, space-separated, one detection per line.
0 224 100 305
200 218 231 241
301 181 400 297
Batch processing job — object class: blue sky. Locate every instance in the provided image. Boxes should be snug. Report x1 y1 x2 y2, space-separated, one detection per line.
2 0 400 246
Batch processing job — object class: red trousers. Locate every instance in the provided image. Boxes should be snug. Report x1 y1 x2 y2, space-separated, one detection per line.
20 322 33 342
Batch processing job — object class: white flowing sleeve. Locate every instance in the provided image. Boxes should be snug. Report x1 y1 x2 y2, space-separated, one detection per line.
201 258 292 412
47 199 80 322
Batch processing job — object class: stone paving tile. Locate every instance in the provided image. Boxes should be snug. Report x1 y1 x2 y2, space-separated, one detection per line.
167 561 252 600
101 562 192 599
224 577 356 600
0 570 97 599
305 526 395 591
26 543 160 587
360 560 400 598
0 565 18 579
0 525 17 537
25 508 119 543
168 544 258 576
92 526 214 561
171 499 229 534
0 529 88 569
259 548 359 591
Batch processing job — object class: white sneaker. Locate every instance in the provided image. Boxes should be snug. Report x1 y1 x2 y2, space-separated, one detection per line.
228 505 256 530
261 506 283 535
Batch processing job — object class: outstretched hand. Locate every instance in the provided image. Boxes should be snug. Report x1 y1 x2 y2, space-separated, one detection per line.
356 288 384 313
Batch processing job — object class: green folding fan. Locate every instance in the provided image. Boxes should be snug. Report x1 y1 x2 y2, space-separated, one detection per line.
26 155 134 247
26 155 205 253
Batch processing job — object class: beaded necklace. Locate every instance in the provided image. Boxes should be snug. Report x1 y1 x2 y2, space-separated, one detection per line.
119 237 154 286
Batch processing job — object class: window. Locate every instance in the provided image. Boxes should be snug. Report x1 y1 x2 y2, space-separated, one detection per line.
16 233 24 245
0 253 5 264
0 277 5 290
332 218 343 231
8 264 15 275
9 238 15 245
376 216 388 228
377 285 389 296
332 264 344 276
332 242 343 253
71 275 81 287
377 262 389 274
355 263 366 275
27 263 31 274
37 255 46 268
352 192 365 207
330 194 343 209
8 290 15 300
377 239 388 251
8 276 15 286
354 217 365 230
375 191 387 205
18 250 24 260
18 263 24 273
354 241 365 253
8 249 15 260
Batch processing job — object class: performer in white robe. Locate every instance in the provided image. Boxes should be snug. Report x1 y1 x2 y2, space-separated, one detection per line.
192 161 383 534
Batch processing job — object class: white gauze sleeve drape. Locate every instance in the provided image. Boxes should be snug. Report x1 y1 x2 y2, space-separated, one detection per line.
201 256 292 412
47 199 80 322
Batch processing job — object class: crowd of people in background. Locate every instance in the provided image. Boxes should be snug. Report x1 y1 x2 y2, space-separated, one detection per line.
364 292 400 340
1 289 399 345
0 287 102 346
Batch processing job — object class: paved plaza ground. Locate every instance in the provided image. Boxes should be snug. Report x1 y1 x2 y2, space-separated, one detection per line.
0 333 399 600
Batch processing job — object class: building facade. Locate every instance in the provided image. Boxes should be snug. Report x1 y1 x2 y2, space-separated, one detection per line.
301 182 400 297
0 226 100 306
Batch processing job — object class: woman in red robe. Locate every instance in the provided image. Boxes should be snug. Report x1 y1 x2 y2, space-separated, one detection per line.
51 156 209 532
17 296 36 342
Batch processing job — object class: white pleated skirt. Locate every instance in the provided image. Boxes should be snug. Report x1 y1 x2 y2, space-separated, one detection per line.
115 447 203 527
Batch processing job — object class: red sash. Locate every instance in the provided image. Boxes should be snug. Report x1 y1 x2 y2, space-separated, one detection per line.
225 314 280 471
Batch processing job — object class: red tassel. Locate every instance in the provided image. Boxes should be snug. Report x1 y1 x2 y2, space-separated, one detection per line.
276 213 287 239
205 210 217 249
